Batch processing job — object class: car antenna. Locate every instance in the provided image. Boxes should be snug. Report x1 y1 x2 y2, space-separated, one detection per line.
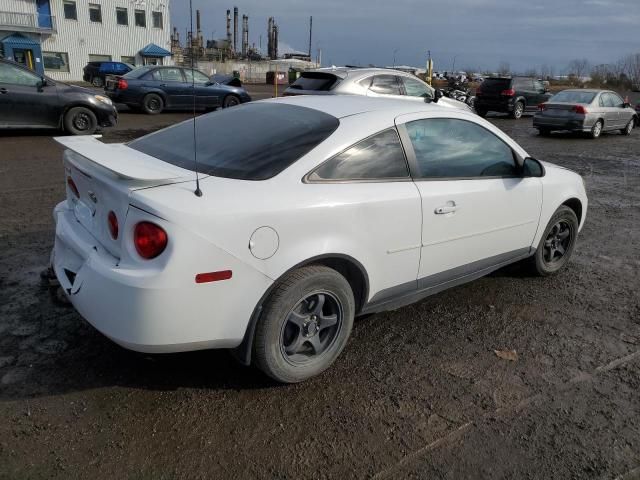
190 0 202 197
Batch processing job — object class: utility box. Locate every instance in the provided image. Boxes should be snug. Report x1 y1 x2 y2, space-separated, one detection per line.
266 70 288 85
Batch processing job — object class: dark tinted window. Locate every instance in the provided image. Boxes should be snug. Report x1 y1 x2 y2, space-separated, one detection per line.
116 7 128 25
406 118 517 178
370 75 401 95
124 66 153 79
128 103 340 180
63 0 77 19
288 72 337 91
0 62 40 86
480 78 512 92
308 129 408 181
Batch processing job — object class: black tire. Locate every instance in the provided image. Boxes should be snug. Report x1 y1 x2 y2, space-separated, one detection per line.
529 205 579 276
91 76 103 88
223 95 241 108
511 101 524 119
63 106 98 135
253 265 355 383
538 128 551 136
475 108 487 118
621 119 634 136
589 119 603 139
142 93 164 114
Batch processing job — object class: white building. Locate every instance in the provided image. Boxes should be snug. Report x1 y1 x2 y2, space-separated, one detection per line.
0 0 172 81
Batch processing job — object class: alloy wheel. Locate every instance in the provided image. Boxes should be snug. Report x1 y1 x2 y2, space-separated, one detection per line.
280 292 342 365
593 121 602 138
73 113 90 131
514 103 523 119
543 220 573 265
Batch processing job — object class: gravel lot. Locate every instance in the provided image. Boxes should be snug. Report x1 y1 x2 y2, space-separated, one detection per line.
0 88 639 479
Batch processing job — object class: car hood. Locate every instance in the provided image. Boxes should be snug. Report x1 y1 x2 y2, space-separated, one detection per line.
56 82 95 95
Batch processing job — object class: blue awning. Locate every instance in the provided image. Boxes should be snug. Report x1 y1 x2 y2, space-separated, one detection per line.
1 33 41 48
140 43 171 57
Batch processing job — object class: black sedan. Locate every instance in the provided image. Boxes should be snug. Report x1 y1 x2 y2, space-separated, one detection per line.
0 59 117 135
105 66 251 114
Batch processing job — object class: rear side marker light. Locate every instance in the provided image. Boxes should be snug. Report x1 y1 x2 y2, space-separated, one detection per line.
107 211 118 239
134 222 168 259
195 270 233 283
67 176 79 198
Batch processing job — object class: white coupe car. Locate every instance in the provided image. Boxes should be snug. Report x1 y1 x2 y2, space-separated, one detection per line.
51 96 587 383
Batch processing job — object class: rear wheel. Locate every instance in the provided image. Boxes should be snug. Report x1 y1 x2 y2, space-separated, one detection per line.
511 101 524 119
142 93 164 114
253 265 355 383
590 119 603 139
91 76 103 88
529 206 579 276
621 119 634 136
223 95 241 108
64 107 98 135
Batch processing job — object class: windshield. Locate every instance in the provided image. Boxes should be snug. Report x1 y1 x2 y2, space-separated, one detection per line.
128 103 340 180
550 91 597 104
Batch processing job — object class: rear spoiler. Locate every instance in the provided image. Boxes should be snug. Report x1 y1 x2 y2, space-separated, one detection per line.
54 136 191 182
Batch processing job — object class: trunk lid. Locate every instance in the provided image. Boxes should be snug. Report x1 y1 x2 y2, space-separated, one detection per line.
477 78 512 100
56 136 194 259
104 74 121 92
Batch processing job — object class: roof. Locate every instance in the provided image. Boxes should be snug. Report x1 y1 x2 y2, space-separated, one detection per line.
1 33 40 48
261 94 447 119
140 43 171 57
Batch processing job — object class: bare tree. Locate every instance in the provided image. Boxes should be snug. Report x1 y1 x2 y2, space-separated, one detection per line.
624 53 640 84
539 64 555 80
567 58 590 82
524 68 538 78
497 62 510 76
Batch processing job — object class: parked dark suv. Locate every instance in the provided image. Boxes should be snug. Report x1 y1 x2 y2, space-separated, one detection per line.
83 61 134 87
474 76 552 119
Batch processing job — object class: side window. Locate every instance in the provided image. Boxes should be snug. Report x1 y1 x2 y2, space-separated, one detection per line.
609 93 624 107
0 63 40 87
402 77 432 98
405 118 518 179
533 80 545 92
602 93 617 107
598 94 605 107
184 69 209 84
158 68 184 82
369 75 402 95
308 129 409 181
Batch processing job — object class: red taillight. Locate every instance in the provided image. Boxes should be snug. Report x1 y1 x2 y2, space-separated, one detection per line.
501 88 515 97
538 103 547 111
195 270 233 284
134 222 167 259
107 211 118 240
572 105 588 114
67 176 79 198
117 78 128 90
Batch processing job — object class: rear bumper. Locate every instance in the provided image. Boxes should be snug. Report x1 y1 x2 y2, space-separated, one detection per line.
51 201 271 353
533 114 593 132
474 97 514 113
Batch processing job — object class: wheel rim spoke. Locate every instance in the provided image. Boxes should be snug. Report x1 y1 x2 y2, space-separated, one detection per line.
288 311 307 328
319 314 338 330
308 335 322 354
284 332 305 355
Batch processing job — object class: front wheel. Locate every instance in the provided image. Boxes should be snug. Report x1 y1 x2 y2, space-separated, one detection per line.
253 265 355 383
621 119 634 136
63 107 98 135
511 101 524 119
142 93 164 114
223 95 241 108
529 206 579 276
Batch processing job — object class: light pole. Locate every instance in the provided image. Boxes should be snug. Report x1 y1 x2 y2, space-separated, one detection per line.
451 55 458 73
393 48 399 67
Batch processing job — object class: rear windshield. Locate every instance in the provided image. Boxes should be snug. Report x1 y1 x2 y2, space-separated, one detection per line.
128 103 340 180
549 91 597 104
123 67 152 79
288 72 338 91
481 78 512 91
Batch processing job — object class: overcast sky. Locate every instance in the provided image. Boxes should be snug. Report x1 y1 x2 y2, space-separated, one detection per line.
171 0 639 73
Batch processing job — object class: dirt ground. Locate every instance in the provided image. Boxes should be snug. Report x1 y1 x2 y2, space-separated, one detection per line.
0 88 639 480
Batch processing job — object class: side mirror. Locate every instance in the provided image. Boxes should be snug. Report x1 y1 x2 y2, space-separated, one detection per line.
623 102 631 108
521 157 545 178
433 89 443 103
36 77 47 92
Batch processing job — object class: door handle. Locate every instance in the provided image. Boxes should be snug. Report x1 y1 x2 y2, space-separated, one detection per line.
159 83 168 87
0 88 7 94
434 202 458 215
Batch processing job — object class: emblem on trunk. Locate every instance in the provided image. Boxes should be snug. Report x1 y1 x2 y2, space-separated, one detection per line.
88 191 98 203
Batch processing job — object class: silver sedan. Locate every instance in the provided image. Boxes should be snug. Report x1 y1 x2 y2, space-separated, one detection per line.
284 67 472 112
533 89 637 138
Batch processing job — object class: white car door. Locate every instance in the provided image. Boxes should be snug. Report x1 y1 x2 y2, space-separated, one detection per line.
304 128 422 301
395 112 543 286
